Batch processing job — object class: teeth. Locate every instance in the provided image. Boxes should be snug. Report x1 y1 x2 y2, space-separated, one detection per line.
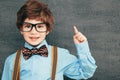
30 37 39 40
31 37 37 39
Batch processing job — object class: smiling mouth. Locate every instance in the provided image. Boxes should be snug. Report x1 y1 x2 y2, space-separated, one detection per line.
29 37 40 40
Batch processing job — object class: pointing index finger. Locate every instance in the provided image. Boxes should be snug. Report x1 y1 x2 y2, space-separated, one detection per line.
73 26 79 34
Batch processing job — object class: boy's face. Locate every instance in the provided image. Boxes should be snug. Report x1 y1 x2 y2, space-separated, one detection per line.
20 18 49 46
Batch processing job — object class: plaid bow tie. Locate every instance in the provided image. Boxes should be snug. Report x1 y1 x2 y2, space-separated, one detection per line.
22 45 48 60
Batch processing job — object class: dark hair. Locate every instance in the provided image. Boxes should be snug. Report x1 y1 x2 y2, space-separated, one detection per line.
16 0 54 32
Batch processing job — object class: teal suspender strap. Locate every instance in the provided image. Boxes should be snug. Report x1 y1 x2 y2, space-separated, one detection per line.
12 46 58 80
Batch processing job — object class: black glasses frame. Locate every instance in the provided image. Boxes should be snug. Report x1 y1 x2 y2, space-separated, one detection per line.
20 22 47 33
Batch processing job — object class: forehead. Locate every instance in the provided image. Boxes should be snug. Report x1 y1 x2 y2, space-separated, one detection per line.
24 18 43 24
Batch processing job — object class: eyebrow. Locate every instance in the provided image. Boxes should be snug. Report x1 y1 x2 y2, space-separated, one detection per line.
23 22 46 25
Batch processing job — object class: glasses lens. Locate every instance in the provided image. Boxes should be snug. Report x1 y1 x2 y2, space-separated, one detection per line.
36 23 47 32
21 23 32 32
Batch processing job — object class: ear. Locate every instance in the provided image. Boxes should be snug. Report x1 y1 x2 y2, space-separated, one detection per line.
46 31 50 35
20 31 23 35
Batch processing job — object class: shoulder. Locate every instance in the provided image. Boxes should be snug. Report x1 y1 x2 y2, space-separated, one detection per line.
58 47 70 54
5 52 16 65
50 45 76 59
50 45 69 54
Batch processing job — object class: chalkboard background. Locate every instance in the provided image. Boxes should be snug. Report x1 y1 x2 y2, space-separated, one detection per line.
0 0 120 80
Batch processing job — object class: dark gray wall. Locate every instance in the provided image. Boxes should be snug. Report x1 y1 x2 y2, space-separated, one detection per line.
0 0 120 80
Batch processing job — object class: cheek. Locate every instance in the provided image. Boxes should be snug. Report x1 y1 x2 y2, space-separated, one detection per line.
22 34 27 37
40 34 47 39
21 32 47 42
22 33 29 40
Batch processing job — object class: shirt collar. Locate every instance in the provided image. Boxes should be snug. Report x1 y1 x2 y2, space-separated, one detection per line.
24 40 48 49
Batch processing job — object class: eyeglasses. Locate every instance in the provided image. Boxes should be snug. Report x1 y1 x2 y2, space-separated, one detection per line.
20 22 47 32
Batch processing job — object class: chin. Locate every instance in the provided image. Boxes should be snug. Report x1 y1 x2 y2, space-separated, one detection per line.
30 43 40 47
27 40 44 47
27 41 41 47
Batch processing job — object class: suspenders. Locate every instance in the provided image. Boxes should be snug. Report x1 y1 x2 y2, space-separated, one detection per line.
12 46 58 80
12 49 21 80
51 46 58 80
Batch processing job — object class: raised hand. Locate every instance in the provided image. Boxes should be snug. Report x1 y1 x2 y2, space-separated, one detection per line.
73 26 87 44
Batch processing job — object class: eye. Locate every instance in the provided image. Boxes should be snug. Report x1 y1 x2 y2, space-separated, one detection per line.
36 24 45 28
23 24 31 28
25 26 31 28
37 25 43 28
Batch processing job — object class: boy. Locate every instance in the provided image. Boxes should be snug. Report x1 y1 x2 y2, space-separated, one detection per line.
2 0 97 80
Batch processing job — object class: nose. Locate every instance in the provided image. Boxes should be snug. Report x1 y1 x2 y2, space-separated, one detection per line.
30 26 38 34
